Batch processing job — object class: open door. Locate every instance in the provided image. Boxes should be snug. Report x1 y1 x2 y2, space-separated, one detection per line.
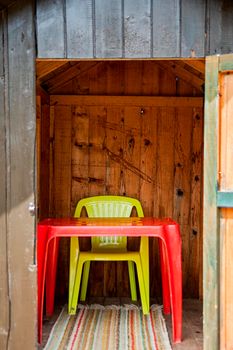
204 54 233 350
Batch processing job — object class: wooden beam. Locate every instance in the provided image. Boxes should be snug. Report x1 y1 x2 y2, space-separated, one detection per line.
36 85 49 104
158 61 204 92
36 60 69 81
182 59 205 75
51 95 203 107
176 60 205 80
42 62 102 93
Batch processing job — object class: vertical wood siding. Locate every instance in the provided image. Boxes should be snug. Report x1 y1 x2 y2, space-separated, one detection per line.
0 1 37 349
124 0 151 58
36 0 233 58
152 0 180 57
95 0 122 58
0 11 9 350
66 0 93 58
181 0 206 57
37 0 65 58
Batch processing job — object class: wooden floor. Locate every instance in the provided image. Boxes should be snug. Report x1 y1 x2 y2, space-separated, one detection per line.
165 299 203 349
39 298 203 349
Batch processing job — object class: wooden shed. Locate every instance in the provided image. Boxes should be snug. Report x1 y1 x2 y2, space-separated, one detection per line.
0 1 233 349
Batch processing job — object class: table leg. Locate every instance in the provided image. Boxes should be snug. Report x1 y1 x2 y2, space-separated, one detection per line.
46 237 60 316
164 225 182 343
37 225 49 344
158 239 171 314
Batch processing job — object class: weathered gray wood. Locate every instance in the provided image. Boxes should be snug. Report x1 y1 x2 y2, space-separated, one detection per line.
152 0 180 57
36 0 233 58
203 55 219 350
95 0 122 58
36 0 65 58
207 0 233 55
124 0 151 58
207 0 222 55
0 10 9 350
66 0 93 58
220 0 233 54
181 0 206 57
7 1 37 348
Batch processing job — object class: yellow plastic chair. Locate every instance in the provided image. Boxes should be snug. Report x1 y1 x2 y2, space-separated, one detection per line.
68 196 149 315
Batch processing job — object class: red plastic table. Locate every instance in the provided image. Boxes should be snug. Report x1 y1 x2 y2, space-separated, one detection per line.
37 217 182 344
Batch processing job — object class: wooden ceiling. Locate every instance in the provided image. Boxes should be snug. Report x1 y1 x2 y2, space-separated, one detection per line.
36 59 205 94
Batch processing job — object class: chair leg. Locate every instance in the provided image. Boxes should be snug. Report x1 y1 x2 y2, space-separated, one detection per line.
69 257 84 315
139 237 149 310
158 239 171 314
46 237 60 316
128 261 137 301
69 237 80 312
80 261 91 301
135 258 149 315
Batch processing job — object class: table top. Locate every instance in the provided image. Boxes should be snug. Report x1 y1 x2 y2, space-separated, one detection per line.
37 218 180 239
38 217 178 227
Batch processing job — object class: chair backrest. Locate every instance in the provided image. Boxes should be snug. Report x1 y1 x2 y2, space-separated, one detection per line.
74 195 144 250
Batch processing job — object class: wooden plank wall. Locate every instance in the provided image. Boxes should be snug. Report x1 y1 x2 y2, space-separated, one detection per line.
37 89 50 219
0 2 37 349
36 0 233 58
39 61 204 299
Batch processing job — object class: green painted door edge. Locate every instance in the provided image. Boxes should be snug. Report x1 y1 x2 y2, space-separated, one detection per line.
217 191 233 208
203 55 220 350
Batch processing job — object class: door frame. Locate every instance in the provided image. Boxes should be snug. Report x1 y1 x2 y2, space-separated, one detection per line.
204 54 233 350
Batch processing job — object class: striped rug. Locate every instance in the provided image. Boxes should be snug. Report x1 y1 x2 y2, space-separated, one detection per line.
44 304 172 350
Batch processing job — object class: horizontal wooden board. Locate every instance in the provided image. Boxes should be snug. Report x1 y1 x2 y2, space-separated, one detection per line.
51 95 203 107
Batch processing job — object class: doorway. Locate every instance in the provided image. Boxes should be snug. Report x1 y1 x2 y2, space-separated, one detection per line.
36 59 204 348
